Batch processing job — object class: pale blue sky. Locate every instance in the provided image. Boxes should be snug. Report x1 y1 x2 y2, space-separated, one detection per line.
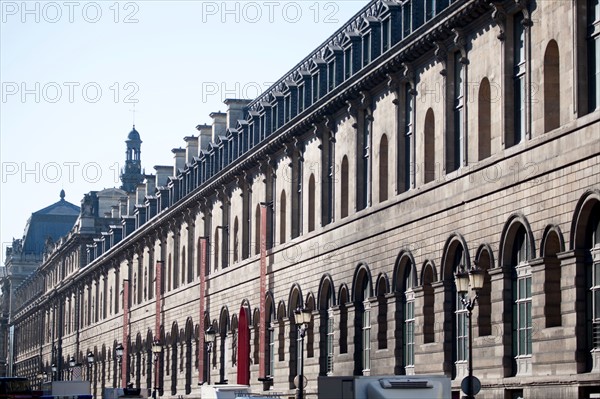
0 1 367 264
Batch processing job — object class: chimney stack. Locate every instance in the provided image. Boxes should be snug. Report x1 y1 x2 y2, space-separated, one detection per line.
210 111 227 142
154 165 172 188
136 182 146 205
196 124 212 150
172 148 186 173
224 99 251 129
184 136 199 164
145 174 156 196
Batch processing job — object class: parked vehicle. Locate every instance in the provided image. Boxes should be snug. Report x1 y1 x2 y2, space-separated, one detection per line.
0 377 40 399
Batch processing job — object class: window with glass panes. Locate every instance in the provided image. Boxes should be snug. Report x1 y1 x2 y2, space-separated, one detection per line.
589 208 600 350
453 54 465 170
362 300 371 372
454 247 468 362
404 291 415 367
327 307 334 374
513 13 526 144
588 0 600 110
268 324 275 377
513 226 532 357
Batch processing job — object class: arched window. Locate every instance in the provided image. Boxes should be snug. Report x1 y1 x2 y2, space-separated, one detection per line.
219 311 229 384
167 255 172 292
308 174 316 232
422 265 435 344
376 277 388 349
354 269 371 375
318 280 335 376
424 108 435 184
233 217 239 263
512 225 532 364
265 298 275 378
339 286 349 354
511 12 528 146
379 134 389 202
403 265 415 369
586 202 600 363
255 205 261 255
542 229 562 328
453 246 468 366
214 227 220 272
279 191 287 244
478 78 492 160
341 156 349 218
544 40 560 132
399 85 414 193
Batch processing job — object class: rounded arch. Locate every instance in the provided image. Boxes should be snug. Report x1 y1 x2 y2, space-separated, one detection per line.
338 283 350 306
340 155 349 218
379 133 389 202
171 322 179 345
541 224 565 257
474 243 494 336
185 318 194 341
135 332 143 353
308 173 316 232
420 260 438 286
264 291 276 320
351 263 373 302
219 307 230 334
317 273 336 310
276 300 287 321
233 216 240 263
279 189 287 244
375 272 390 296
239 299 252 324
478 77 492 160
474 243 496 270
570 189 600 250
440 233 471 280
305 292 316 311
393 250 417 292
424 107 435 183
146 329 154 349
499 213 536 267
543 39 560 132
287 284 304 317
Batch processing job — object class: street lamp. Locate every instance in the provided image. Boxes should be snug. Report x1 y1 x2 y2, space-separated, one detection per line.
68 356 76 381
51 363 57 380
151 339 162 399
115 343 124 387
294 307 312 399
454 262 485 399
87 352 94 381
204 326 216 385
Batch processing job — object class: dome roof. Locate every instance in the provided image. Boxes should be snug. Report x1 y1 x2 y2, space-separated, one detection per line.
127 125 141 142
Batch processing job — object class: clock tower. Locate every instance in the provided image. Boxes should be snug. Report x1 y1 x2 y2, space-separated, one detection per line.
120 125 144 193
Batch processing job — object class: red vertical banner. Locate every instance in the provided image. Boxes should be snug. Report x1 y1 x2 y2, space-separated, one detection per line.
122 279 129 387
237 306 250 385
198 237 207 384
258 204 267 379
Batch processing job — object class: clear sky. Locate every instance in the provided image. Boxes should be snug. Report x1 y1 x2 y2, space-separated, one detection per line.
0 0 367 265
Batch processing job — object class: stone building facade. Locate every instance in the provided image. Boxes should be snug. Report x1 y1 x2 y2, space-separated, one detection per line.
6 0 600 398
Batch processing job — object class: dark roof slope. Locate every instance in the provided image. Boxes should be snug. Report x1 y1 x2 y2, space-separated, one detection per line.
21 190 80 255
